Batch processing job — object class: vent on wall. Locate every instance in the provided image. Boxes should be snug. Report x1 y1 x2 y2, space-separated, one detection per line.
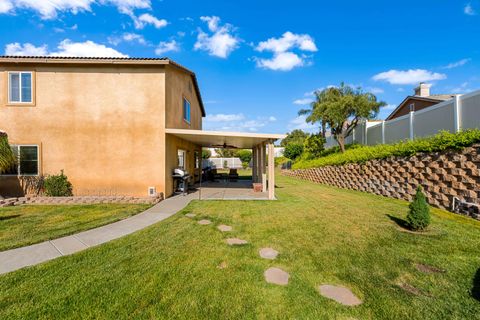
148 187 156 197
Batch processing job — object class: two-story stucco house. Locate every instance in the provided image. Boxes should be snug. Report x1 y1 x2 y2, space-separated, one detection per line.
0 56 283 199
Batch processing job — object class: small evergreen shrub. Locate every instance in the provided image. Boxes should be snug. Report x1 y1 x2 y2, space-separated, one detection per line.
406 185 430 231
44 170 73 197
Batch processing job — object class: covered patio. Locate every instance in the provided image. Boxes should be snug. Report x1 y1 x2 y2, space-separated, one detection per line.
165 129 285 200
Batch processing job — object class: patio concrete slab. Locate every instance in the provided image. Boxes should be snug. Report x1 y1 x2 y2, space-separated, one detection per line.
0 192 198 275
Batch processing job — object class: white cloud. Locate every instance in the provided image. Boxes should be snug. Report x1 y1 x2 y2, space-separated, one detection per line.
0 0 151 19
194 16 240 58
205 113 245 122
396 87 405 92
5 39 128 57
287 115 317 132
372 69 447 85
293 98 313 105
133 13 167 29
366 87 384 94
442 58 471 69
155 40 180 55
109 32 146 45
204 113 276 132
464 3 476 15
255 31 317 71
5 42 48 56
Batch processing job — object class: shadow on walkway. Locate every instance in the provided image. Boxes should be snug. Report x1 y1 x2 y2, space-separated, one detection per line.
473 268 480 301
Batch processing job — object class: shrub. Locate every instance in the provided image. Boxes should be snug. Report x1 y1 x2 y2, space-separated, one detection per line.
293 129 480 169
406 185 430 231
284 143 304 160
237 149 252 164
44 170 73 197
242 161 249 169
0 132 16 174
202 149 212 159
303 134 326 158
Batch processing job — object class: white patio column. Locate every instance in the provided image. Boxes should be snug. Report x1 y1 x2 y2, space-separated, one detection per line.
252 147 257 183
268 141 275 200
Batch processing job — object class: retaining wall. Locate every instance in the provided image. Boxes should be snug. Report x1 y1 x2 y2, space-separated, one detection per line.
282 145 480 219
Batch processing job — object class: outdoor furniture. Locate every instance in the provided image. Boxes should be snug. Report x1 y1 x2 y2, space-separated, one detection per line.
229 169 239 182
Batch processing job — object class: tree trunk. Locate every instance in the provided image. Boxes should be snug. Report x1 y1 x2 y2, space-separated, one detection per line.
335 134 346 153
321 121 326 138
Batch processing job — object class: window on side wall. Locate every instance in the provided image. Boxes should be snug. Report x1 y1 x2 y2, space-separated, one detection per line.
183 97 191 124
2 145 39 176
8 72 33 104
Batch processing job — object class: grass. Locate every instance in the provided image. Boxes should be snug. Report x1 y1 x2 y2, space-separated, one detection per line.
1 175 479 319
0 204 151 251
216 168 252 180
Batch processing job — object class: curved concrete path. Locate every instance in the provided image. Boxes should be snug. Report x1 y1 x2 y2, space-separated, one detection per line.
0 193 197 275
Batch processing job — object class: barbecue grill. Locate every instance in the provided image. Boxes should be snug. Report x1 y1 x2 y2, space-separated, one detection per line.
172 168 190 196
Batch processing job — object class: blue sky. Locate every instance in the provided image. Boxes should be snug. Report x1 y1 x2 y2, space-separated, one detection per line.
0 0 479 134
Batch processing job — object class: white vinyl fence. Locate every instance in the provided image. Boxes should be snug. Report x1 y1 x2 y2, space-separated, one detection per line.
202 157 244 169
324 89 480 148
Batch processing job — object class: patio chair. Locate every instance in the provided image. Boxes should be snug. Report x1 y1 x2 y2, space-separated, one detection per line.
229 169 239 182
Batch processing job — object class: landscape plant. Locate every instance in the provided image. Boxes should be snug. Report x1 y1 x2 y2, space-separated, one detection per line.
280 129 308 147
293 129 480 169
44 170 73 197
0 131 16 174
406 185 431 231
303 133 326 158
284 143 304 160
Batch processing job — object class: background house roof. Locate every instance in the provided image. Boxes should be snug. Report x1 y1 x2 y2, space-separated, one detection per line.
0 56 206 117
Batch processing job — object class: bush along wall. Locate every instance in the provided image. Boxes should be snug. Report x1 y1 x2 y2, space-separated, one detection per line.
282 144 480 220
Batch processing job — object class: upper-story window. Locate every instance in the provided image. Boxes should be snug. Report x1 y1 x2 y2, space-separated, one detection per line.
183 97 191 123
8 72 33 104
2 145 39 176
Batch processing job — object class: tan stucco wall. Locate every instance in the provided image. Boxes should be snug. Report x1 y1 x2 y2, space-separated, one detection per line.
1 65 167 197
165 65 203 130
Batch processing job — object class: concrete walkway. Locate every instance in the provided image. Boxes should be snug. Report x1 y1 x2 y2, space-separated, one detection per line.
0 192 198 275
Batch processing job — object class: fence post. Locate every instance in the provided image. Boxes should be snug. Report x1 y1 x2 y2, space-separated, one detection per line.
353 128 356 143
409 111 414 140
364 120 368 145
381 120 385 144
454 95 461 132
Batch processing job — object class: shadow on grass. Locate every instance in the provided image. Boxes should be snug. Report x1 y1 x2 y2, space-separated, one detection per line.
386 214 409 229
473 268 480 302
0 214 21 221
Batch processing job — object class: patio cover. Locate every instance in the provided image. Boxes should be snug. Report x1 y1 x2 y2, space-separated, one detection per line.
165 128 285 149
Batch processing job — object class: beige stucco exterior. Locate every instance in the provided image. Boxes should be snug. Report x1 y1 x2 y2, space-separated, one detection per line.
0 58 204 198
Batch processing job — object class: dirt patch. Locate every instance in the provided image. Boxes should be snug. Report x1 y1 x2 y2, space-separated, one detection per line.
399 283 423 296
415 263 445 274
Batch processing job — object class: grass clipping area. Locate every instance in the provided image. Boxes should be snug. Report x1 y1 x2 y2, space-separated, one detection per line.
293 130 480 169
1 175 479 319
0 204 151 251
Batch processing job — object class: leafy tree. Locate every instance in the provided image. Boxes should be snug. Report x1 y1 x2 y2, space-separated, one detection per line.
281 129 308 147
284 143 304 160
299 83 385 152
0 131 16 174
202 149 212 159
236 149 252 164
214 148 238 158
406 185 431 231
304 133 326 157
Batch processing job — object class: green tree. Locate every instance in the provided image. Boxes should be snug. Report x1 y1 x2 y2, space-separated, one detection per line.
299 83 385 152
236 149 252 164
281 129 308 147
284 143 304 160
303 133 326 157
406 185 431 231
202 149 212 159
0 131 16 174
214 148 238 158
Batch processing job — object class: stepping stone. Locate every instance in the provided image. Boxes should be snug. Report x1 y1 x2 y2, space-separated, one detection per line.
185 213 196 218
198 219 211 225
318 285 362 306
226 238 248 245
217 224 232 232
259 248 278 260
264 267 289 285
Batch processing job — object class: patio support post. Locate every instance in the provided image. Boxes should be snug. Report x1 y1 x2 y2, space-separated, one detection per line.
268 141 275 200
252 146 257 183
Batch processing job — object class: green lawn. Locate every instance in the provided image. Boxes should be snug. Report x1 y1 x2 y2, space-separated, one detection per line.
1 175 479 319
0 204 150 251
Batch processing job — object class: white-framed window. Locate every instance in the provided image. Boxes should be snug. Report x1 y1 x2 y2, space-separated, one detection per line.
1 145 39 176
183 97 191 123
8 71 33 103
177 149 186 169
